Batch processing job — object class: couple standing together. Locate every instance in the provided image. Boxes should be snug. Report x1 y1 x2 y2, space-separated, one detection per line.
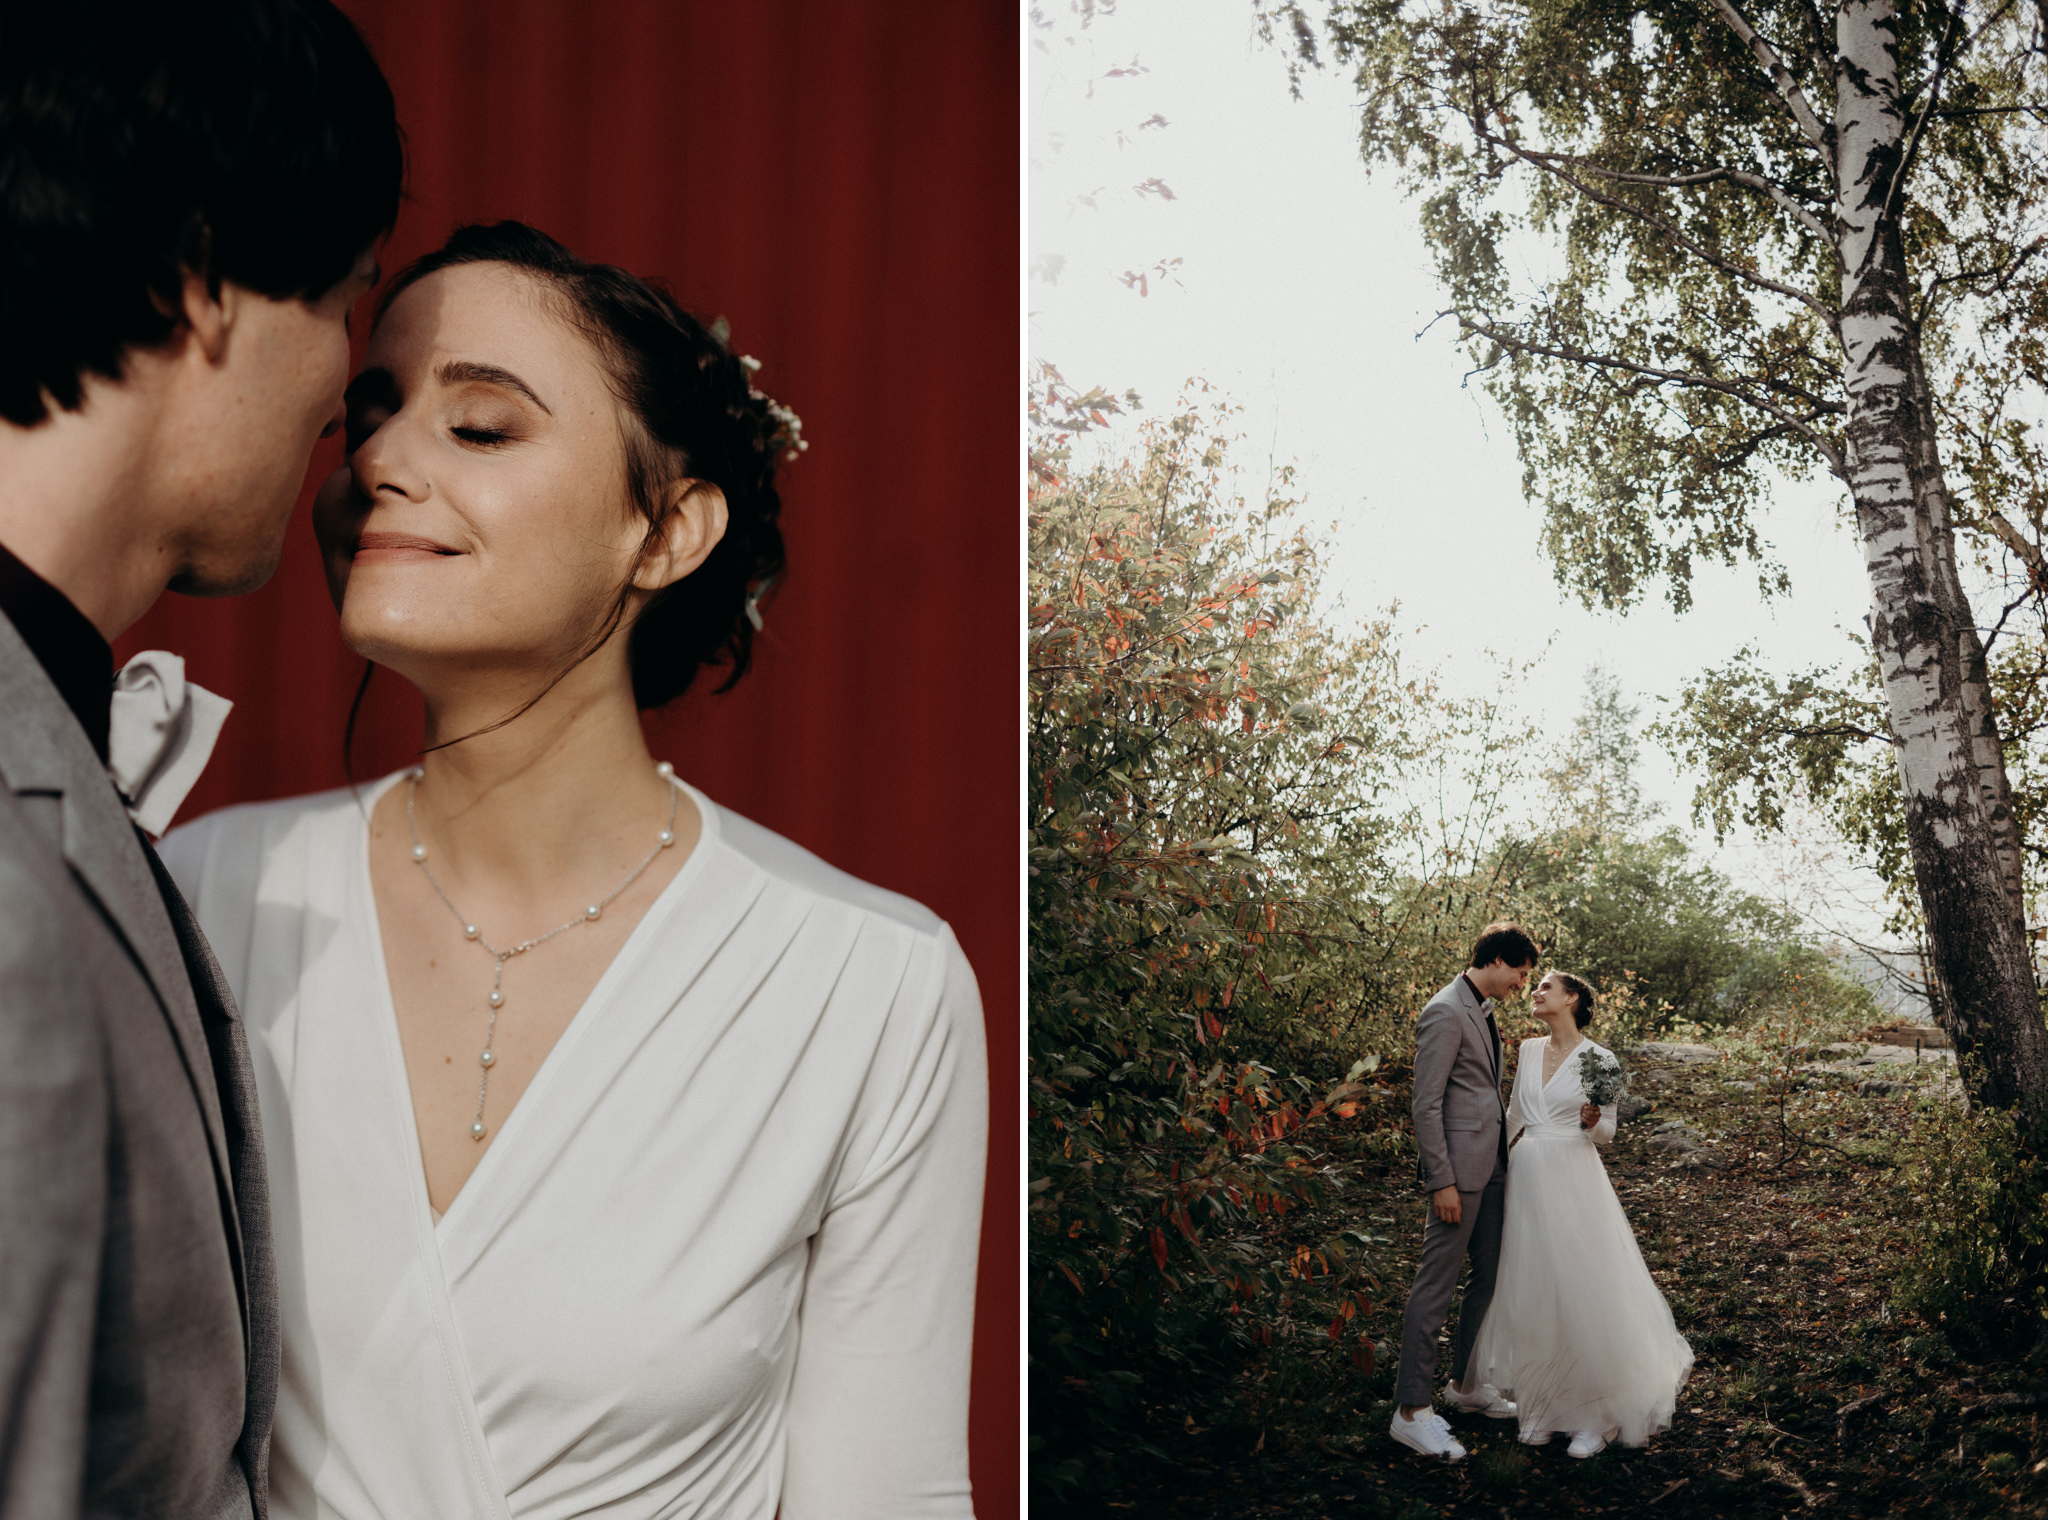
0 3 984 1517
1388 923 1693 1462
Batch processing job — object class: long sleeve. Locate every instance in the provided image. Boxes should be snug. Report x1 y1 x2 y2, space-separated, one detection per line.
781 927 988 1520
1409 1001 1458 1191
0 832 104 1520
1587 1102 1617 1145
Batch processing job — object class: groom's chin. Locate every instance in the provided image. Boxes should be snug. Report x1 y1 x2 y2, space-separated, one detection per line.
167 541 286 600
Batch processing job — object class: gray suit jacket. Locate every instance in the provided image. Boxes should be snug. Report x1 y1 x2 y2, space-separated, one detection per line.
1410 973 1507 1193
0 613 275 1518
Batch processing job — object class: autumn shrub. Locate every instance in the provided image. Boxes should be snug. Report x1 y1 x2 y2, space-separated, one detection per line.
1027 378 1440 1498
1893 1103 2048 1360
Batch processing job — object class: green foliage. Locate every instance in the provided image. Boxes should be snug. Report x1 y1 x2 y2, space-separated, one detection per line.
1894 1106 2048 1359
1657 640 2048 937
1492 826 1794 1024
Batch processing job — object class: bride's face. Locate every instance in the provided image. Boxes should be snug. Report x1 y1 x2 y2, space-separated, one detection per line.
1530 972 1574 1024
312 262 649 682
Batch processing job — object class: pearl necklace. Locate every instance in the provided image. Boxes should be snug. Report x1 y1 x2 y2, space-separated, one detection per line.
1542 1030 1584 1084
406 760 680 1140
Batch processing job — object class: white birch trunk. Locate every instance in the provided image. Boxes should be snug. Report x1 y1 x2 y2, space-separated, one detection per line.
1836 0 2048 1116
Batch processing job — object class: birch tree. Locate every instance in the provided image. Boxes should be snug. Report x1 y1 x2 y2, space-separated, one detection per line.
1259 0 2048 1116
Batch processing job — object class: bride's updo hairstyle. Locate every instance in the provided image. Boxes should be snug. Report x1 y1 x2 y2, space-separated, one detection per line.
1554 971 1597 1029
371 221 791 707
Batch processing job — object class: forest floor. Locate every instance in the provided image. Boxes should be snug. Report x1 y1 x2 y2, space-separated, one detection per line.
1080 1042 2048 1519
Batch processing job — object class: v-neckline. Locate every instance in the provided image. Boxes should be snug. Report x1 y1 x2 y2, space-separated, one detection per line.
352 767 718 1239
1541 1033 1588 1091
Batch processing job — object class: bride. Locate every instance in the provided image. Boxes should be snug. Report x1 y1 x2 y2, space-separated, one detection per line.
1465 969 1692 1458
161 222 986 1518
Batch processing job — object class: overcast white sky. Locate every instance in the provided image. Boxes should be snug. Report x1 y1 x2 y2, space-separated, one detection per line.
1026 0 1910 946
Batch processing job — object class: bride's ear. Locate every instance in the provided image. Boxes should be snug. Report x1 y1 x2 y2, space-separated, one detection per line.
632 479 729 592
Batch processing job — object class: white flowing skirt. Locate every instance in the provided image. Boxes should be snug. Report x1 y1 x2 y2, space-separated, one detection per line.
1466 1125 1693 1446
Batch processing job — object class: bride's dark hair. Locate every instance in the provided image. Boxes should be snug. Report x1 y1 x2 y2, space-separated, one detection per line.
1553 970 1597 1029
365 221 791 728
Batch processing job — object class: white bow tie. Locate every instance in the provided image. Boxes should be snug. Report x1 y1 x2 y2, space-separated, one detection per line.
105 651 233 838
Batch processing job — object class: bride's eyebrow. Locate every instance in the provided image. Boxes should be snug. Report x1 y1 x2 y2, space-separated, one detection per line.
437 358 553 416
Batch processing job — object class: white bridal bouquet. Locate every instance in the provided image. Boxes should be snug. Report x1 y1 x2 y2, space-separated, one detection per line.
1576 1045 1627 1108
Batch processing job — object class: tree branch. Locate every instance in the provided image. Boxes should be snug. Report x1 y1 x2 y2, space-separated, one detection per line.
1884 0 1968 225
1982 509 2048 598
1516 150 1833 244
1454 313 1849 477
1476 128 1836 323
1704 0 1835 167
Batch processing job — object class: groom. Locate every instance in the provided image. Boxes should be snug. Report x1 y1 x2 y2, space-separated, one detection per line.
0 3 398 1513
1388 921 1538 1461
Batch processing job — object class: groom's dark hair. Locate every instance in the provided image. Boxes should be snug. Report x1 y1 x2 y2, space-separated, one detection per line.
1471 921 1539 970
0 0 403 427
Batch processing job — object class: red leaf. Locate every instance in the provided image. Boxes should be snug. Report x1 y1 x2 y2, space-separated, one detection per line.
1150 1226 1169 1271
1352 1336 1375 1374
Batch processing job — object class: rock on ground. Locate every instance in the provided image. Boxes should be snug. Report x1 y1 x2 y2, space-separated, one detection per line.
1631 1042 1723 1063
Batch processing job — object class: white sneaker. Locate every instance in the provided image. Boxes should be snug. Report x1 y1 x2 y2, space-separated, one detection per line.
1389 1406 1467 1461
1444 1382 1518 1419
1518 1428 1554 1446
1567 1429 1606 1459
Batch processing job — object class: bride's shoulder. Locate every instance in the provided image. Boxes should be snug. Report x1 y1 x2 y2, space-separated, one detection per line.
712 797 946 942
160 778 385 901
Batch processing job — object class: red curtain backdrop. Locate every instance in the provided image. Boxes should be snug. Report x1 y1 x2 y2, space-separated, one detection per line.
115 3 1017 1510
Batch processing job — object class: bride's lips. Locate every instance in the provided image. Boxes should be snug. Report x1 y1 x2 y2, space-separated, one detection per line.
351 531 461 564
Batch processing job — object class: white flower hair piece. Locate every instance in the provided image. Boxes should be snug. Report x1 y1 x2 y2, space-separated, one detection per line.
735 352 808 464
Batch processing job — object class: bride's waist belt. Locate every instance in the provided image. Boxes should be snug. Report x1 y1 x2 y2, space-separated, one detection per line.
1519 1121 1587 1138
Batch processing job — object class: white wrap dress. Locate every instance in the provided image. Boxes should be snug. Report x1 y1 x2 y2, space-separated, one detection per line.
1465 1036 1692 1447
161 772 987 1519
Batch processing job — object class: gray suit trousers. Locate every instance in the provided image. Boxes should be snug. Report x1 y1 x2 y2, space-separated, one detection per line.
1394 1155 1507 1406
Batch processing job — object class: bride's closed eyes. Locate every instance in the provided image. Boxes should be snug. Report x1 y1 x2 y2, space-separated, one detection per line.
448 423 517 447
340 359 551 456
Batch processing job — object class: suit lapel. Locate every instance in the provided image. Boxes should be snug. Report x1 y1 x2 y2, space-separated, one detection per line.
0 614 246 1284
1457 976 1504 1101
